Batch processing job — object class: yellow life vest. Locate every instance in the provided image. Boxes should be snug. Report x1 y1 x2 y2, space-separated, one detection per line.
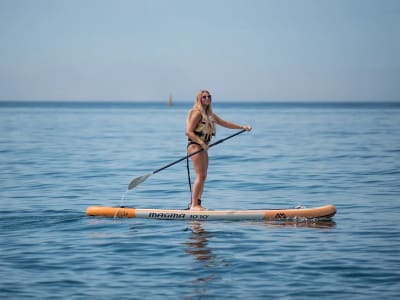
189 110 216 144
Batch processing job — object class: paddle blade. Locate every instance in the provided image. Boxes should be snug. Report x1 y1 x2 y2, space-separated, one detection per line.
128 173 152 190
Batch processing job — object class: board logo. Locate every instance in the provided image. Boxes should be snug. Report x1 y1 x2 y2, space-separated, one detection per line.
116 211 130 218
147 212 210 220
148 213 186 219
275 213 287 219
189 214 209 220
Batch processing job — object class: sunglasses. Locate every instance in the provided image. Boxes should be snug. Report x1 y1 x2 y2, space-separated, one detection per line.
202 95 212 100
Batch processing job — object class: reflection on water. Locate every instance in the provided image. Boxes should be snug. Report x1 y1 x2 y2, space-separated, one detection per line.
184 221 215 262
263 219 336 229
183 221 219 299
183 219 335 264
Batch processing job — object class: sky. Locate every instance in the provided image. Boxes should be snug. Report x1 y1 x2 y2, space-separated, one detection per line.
0 0 399 102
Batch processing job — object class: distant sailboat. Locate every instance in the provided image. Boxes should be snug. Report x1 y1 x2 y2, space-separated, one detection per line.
168 93 173 106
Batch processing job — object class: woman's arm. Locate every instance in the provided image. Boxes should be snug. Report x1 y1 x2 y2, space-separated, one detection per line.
213 113 252 131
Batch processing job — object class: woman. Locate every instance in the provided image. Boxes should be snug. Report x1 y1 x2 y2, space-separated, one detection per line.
186 90 252 211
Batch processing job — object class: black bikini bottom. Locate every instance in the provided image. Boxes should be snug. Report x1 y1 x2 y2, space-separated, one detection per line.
187 140 201 148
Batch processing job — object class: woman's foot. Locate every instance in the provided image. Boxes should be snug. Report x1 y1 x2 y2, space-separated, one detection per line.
190 205 208 211
190 199 208 211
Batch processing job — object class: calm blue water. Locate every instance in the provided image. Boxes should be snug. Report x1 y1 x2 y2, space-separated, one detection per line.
1 101 399 299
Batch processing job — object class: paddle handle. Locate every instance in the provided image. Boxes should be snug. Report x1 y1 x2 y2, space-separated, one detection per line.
153 129 246 175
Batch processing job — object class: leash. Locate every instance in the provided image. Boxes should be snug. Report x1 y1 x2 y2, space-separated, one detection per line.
186 152 193 209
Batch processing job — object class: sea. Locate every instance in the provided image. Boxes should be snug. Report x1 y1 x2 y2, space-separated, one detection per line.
1 101 399 299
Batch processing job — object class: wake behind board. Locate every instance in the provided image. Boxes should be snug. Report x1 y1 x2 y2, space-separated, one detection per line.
86 204 336 221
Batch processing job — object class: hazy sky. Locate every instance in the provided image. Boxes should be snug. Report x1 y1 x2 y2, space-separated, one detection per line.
0 0 399 102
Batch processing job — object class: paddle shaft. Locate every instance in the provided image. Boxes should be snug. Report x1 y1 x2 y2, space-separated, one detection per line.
127 129 247 190
153 129 246 174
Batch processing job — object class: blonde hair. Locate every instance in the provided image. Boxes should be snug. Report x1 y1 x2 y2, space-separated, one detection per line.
190 90 215 133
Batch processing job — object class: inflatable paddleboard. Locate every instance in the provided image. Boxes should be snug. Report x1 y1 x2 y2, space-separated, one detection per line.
86 204 336 221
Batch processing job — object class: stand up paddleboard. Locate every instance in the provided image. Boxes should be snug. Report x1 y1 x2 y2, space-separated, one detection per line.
86 204 336 221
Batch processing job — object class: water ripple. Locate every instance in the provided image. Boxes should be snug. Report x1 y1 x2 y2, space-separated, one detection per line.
1 103 400 299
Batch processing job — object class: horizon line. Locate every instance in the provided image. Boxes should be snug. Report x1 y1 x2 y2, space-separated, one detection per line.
1 99 399 103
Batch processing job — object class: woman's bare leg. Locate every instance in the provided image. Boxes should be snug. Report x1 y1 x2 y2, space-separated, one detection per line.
188 144 208 210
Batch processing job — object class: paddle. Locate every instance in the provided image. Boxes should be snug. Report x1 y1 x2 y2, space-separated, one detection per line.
127 129 247 190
